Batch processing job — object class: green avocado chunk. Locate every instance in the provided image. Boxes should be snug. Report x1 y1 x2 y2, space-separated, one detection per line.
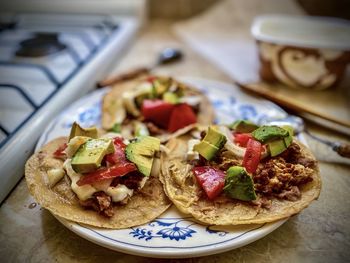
154 80 168 96
162 92 179 104
126 136 160 176
71 138 115 173
229 120 259 133
268 139 287 157
267 125 294 156
252 125 289 143
193 141 219 160
223 166 257 201
203 126 227 149
193 126 227 160
111 122 121 133
282 125 294 147
69 122 98 141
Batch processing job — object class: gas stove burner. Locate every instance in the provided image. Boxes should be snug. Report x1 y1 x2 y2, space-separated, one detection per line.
0 21 17 32
15 33 67 57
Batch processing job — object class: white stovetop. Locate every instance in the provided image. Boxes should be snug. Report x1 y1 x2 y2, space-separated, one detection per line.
0 13 141 203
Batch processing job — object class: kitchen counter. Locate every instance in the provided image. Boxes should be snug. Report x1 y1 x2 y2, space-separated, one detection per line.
0 20 349 263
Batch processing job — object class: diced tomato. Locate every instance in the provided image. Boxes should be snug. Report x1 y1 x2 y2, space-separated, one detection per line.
192 166 226 200
105 137 127 165
142 99 175 129
53 143 67 159
146 76 156 83
242 139 262 174
234 133 252 147
168 103 197 132
77 162 137 186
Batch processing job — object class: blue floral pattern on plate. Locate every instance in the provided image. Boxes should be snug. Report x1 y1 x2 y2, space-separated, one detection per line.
129 218 228 242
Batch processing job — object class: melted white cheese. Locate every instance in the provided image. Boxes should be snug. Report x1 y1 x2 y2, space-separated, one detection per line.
63 159 98 201
63 159 136 202
47 168 65 187
186 139 200 161
106 185 134 202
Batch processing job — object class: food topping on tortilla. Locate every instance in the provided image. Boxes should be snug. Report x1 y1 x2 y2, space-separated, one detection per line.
229 120 259 133
126 136 160 177
69 122 98 140
223 166 257 201
189 122 316 203
192 166 225 200
193 126 227 160
71 138 115 173
104 76 205 137
48 122 160 217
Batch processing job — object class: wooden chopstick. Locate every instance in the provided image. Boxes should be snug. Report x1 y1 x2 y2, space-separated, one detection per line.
237 82 350 129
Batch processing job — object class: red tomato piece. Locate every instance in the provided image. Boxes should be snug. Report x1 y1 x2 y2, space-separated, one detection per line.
234 133 252 147
105 137 127 165
192 166 226 200
146 76 156 83
77 162 137 186
167 103 197 132
242 138 262 174
141 99 175 129
53 143 67 159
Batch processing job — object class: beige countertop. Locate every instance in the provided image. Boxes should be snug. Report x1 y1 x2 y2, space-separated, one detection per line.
0 20 349 263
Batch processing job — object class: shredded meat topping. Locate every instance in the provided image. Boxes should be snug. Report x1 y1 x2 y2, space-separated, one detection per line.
276 186 301 201
254 157 313 200
196 149 241 171
279 142 316 168
79 192 114 217
209 152 240 171
111 171 143 189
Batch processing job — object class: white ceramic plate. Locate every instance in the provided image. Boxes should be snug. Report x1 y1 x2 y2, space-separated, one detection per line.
36 77 303 258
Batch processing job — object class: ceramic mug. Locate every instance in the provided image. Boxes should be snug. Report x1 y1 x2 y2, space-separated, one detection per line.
252 15 350 90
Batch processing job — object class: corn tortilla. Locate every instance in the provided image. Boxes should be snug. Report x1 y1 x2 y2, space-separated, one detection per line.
25 137 171 229
160 136 321 225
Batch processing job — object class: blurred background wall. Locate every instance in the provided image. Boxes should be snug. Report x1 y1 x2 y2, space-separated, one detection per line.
149 0 350 19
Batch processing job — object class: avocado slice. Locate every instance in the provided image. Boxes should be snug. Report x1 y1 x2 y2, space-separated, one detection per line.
125 136 160 176
69 122 98 141
162 92 179 104
154 79 168 96
193 126 227 160
203 126 227 149
281 125 294 147
268 139 287 157
134 122 150 137
71 138 115 173
223 166 257 201
267 125 294 156
252 125 289 143
111 122 121 133
230 120 259 133
193 141 220 160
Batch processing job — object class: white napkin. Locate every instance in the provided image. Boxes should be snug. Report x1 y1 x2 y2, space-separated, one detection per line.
173 0 304 83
